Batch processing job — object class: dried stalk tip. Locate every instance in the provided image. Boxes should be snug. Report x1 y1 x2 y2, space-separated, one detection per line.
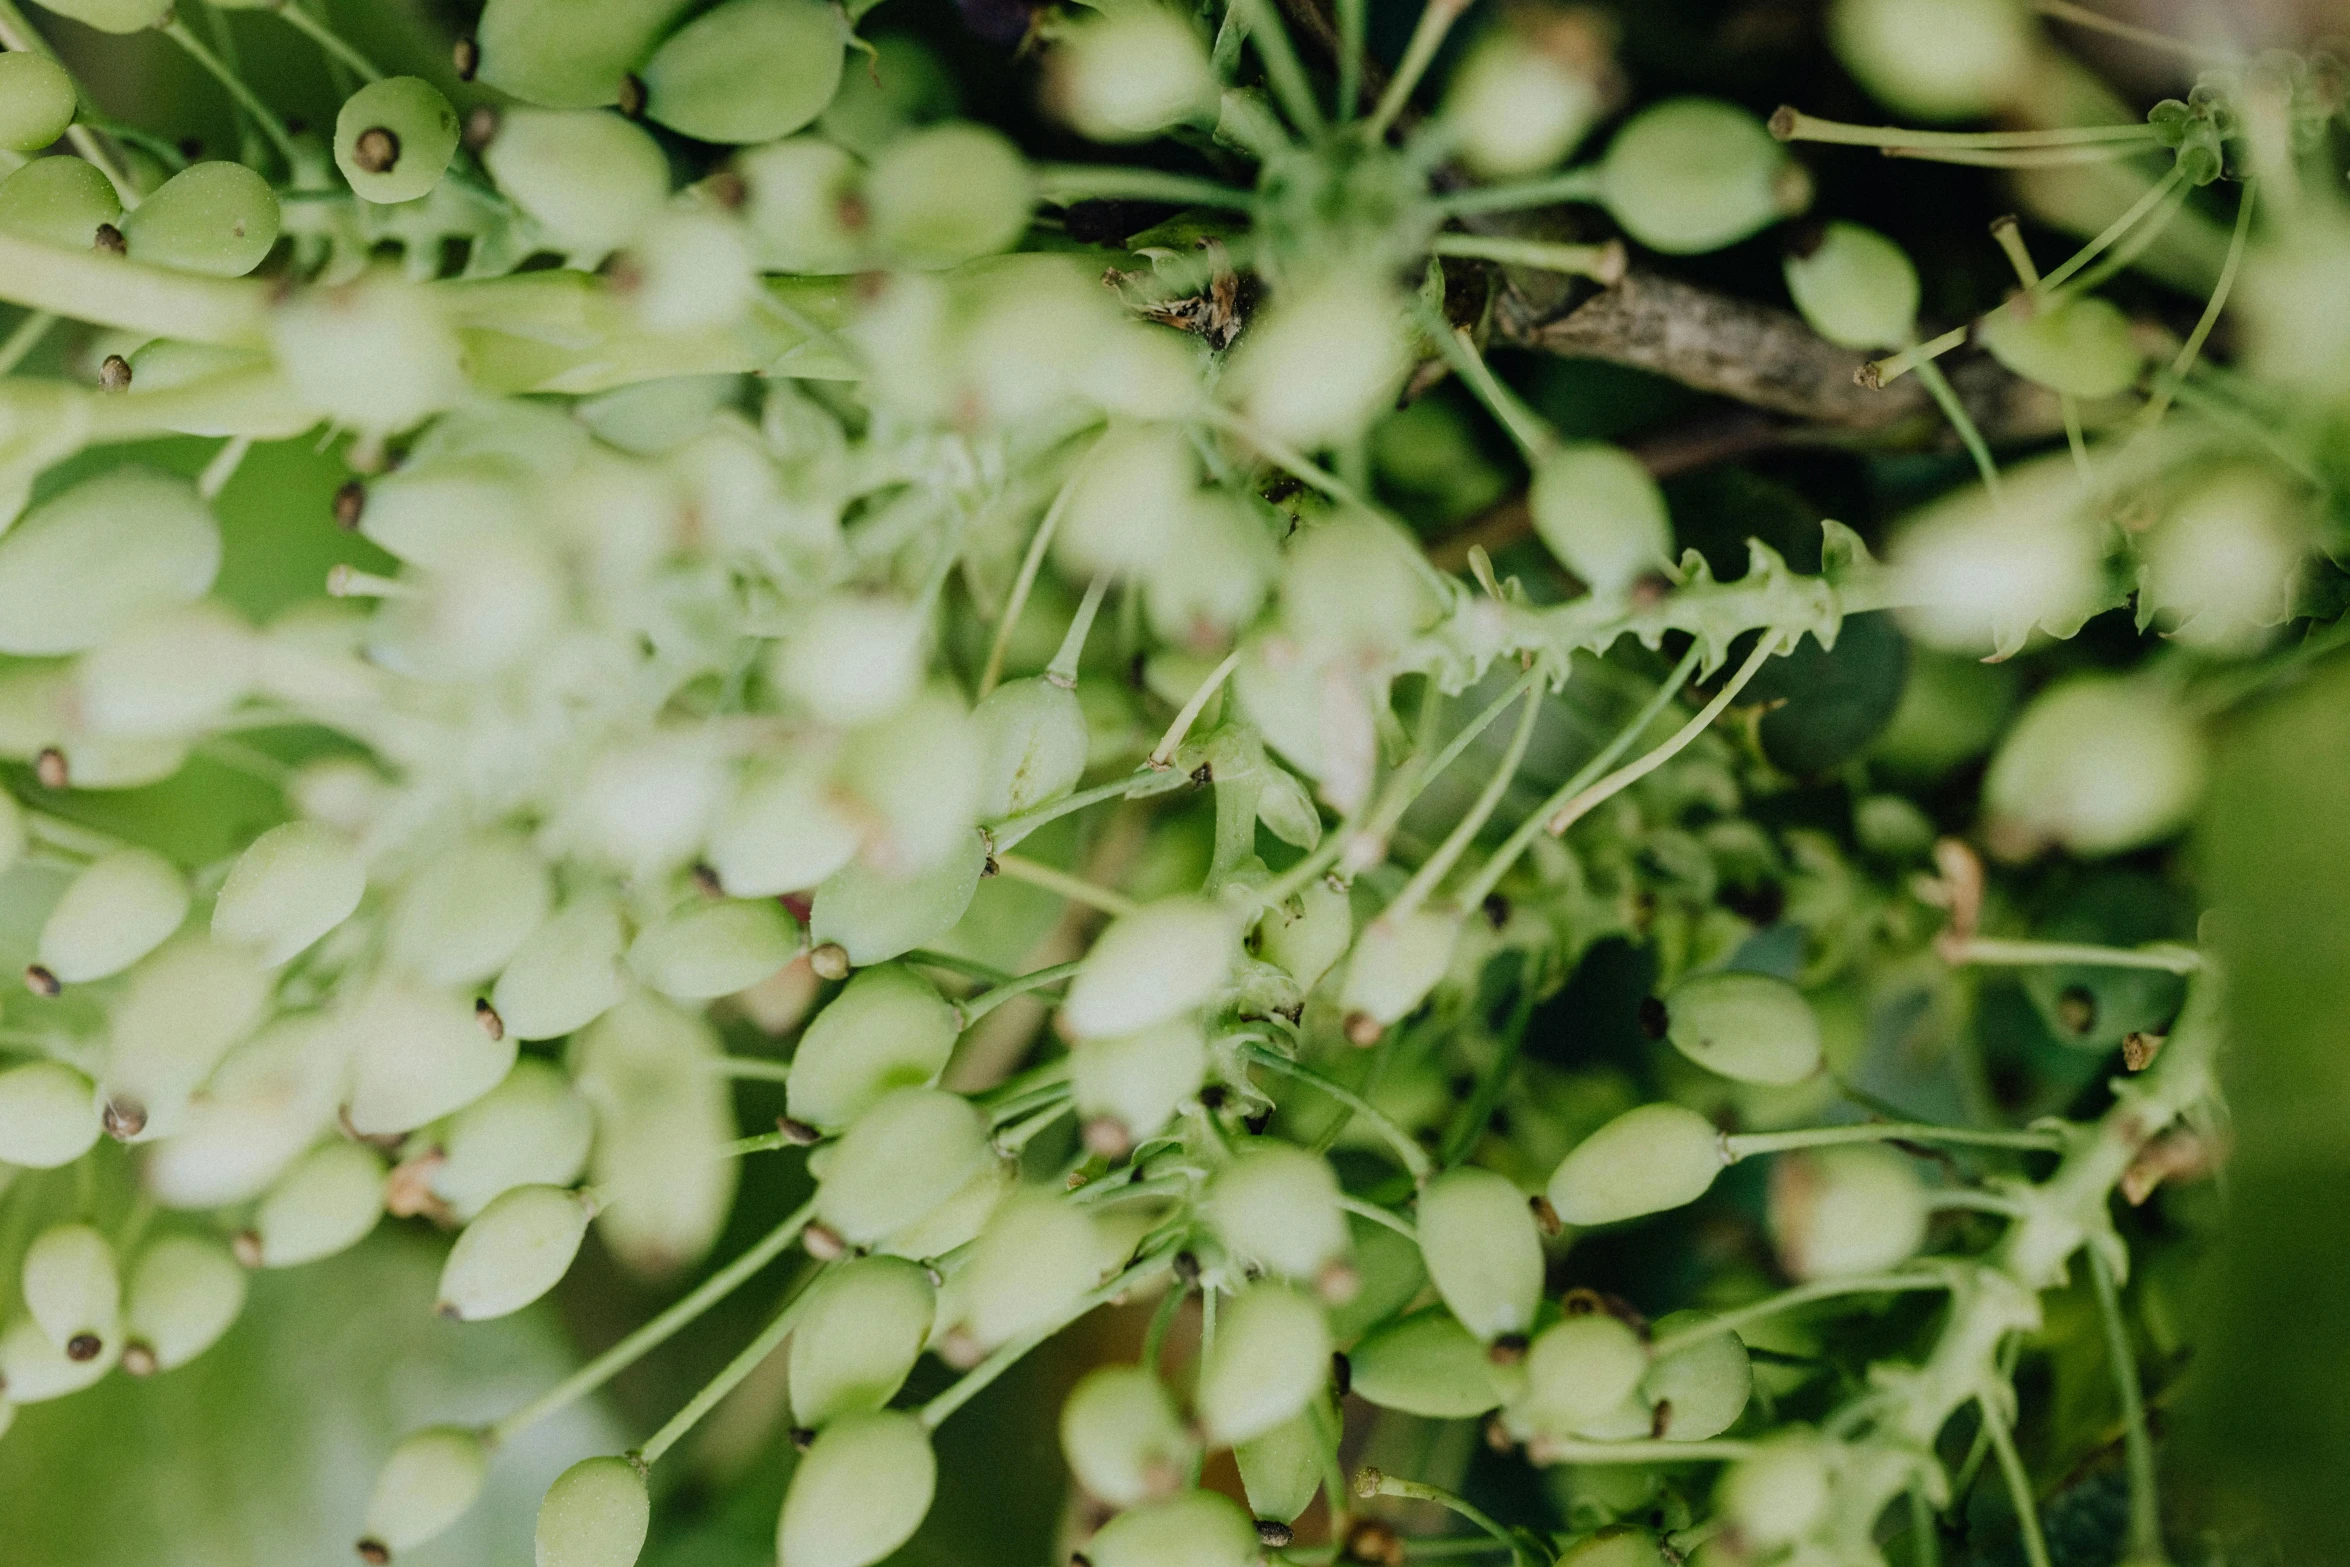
1331 1349 1352 1396
1256 1521 1295 1549
1768 105 1799 140
122 1340 159 1377
808 942 851 980
103 1097 148 1140
1529 1193 1563 1236
1343 1518 1405 1567
99 354 132 393
776 1116 822 1146
35 747 67 788
462 105 499 152
24 963 61 997
451 35 479 80
1487 1332 1530 1367
473 997 505 1040
352 126 400 175
65 1332 103 1362
232 1230 263 1268
802 1221 846 1261
333 478 367 531
1343 1011 1384 1047
92 222 126 256
2122 1030 2166 1071
1352 1465 1383 1500
356 1539 391 1565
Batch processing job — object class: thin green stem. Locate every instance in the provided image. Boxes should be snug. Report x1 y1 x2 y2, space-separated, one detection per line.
1866 323 1970 389
2029 0 2236 63
1141 1269 1188 1371
1883 142 2153 169
1909 1484 1943 1567
0 231 268 345
1912 356 2003 501
960 959 1085 1027
713 1057 794 1084
1335 0 1365 116
993 853 1140 918
1982 1391 2055 1567
2036 165 2189 297
161 21 301 166
636 1262 822 1466
904 949 1016 987
1429 232 1624 284
1543 633 1783 837
1148 646 1243 768
1725 1122 2066 1160
922 1245 1180 1429
1337 1193 1418 1242
1431 323 1557 462
274 1 384 80
1524 1437 1763 1463
1384 674 1543 921
2088 1247 2169 1565
1770 109 2157 150
989 768 1194 853
1045 573 1111 688
1359 1471 1518 1562
1365 0 1468 140
1240 1042 1433 1185
1943 938 2201 975
1647 1272 1953 1359
0 310 55 376
1202 405 1375 513
1431 165 1604 218
993 1095 1075 1154
980 452 1090 700
2145 180 2254 423
1236 0 1326 138
1032 164 1255 211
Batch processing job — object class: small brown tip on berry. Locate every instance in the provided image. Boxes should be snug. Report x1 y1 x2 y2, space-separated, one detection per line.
1172 1250 1201 1284
1330 1350 1352 1397
1351 1466 1384 1500
789 1426 816 1451
808 942 850 981
122 1340 158 1377
802 1221 846 1261
92 222 126 256
1343 1011 1384 1048
690 861 723 897
35 747 68 789
1650 1398 1674 1438
1256 1521 1295 1549
1315 1260 1360 1306
103 1098 148 1139
1530 1193 1563 1236
233 1229 263 1269
616 73 646 118
1637 995 1669 1040
65 1332 103 1362
356 1538 392 1565
462 105 499 152
473 997 505 1041
1854 361 1885 391
1080 1115 1133 1160
99 354 131 393
435 1300 463 1320
352 126 400 174
332 478 366 531
1591 238 1628 286
704 169 747 209
1988 213 2021 240
24 963 60 997
1487 1332 1530 1367
452 35 479 80
1768 105 1799 140
776 1116 822 1146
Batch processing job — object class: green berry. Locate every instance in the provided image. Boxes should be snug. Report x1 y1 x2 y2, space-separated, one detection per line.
39 845 190 984
1828 0 2033 121
1417 1166 1544 1341
253 1140 386 1267
948 1188 1106 1349
472 0 695 108
483 109 671 260
1769 1146 1928 1279
269 271 470 435
1982 675 2205 857
0 53 77 154
22 0 170 33
335 77 460 204
1226 274 1411 450
1044 6 1217 144
640 0 846 145
774 1410 937 1567
973 677 1088 821
1254 879 1352 992
1339 908 1460 1033
0 155 121 250
863 122 1034 269
1513 1313 1648 1440
343 979 517 1137
430 1059 595 1222
0 467 219 656
1783 221 1919 350
1639 1312 1750 1441
1235 1406 1323 1524
1085 1489 1262 1567
1060 1364 1198 1506
1598 98 1804 255
212 821 366 969
123 1234 246 1374
536 1456 650 1567
1348 1307 1509 1418
789 1256 936 1428
1528 442 1674 598
437 1184 592 1321
1717 1436 1831 1547
0 1060 100 1169
488 897 627 1043
75 601 257 739
360 1426 488 1560
814 1086 991 1247
1069 1016 1206 1147
22 1223 118 1360
386 830 551 987
808 829 990 967
1194 1282 1332 1445
119 161 280 277
785 964 960 1133
572 994 737 1278
736 137 865 273
0 1307 115 1402
627 897 798 1001
1545 1104 1725 1226
1206 1143 1349 1284
708 757 864 897
1977 294 2143 400
1054 425 1200 578
1444 33 1601 177
1658 970 1824 1086
101 936 272 1139
1061 896 1236 1040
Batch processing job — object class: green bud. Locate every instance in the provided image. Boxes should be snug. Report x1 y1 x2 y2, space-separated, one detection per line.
1443 33 1601 177
269 272 469 436
1639 1312 1750 1441
1235 1406 1323 1524
0 155 121 250
431 1058 594 1221
1977 294 2143 400
141 1016 345 1208
437 1184 591 1321
1194 1282 1332 1445
0 1307 114 1402
102 936 272 1138
75 600 257 738
1515 1314 1648 1439
253 1139 386 1267
123 1234 246 1374
2142 467 2308 655
484 109 671 260
627 897 798 1001
1278 513 1440 659
1054 424 1198 578
973 677 1088 821
0 1060 100 1168
775 1410 936 1567
1340 908 1460 1032
38 845 189 984
119 161 281 277
1253 880 1351 993
865 123 1034 269
335 77 460 204
491 895 630 1042
1982 674 2204 858
1070 1016 1205 1147
789 1255 936 1428
212 821 367 968
948 1189 1105 1350
709 757 865 898
1598 98 1804 255
1060 1364 1197 1507
0 53 77 154
1658 971 1823 1086
574 375 739 455
345 980 518 1137
360 1426 488 1560
1226 273 1411 450
786 964 959 1132
1349 1307 1507 1418
1558 1529 1667 1567
1043 5 1217 143
23 1223 119 1359
1061 896 1235 1040
1205 1143 1348 1283
1143 491 1277 648
572 994 737 1278
770 593 927 726
387 830 552 988
1417 1166 1544 1341
24 0 170 33
1769 1145 1927 1280
815 1086 991 1247
536 1456 650 1567
1528 443 1673 598
641 0 845 144
1085 1489 1260 1567
1545 1104 1725 1226
737 137 864 273
1784 222 1918 351
1717 1436 1830 1548
473 0 694 108
0 467 219 656
876 1156 1009 1262
1827 0 2032 122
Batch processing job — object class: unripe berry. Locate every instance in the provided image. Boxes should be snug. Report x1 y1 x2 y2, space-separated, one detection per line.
1717 1436 1831 1547
1043 5 1217 143
1827 0 2032 121
1280 512 1444 658
335 78 460 204
572 994 737 1277
1783 222 1919 350
1417 1166 1544 1341
0 1060 100 1168
789 1256 936 1428
437 1184 592 1321
38 845 189 984
1982 675 2203 858
1070 1016 1206 1146
1143 491 1277 647
1598 98 1804 255
707 758 863 897
0 154 121 250
429 1058 594 1221
863 122 1034 269
141 1016 346 1208
575 374 739 455
1529 443 1673 598
0 467 220 656
640 0 846 144
1205 1143 1349 1283
345 980 517 1137
360 1426 488 1561
212 820 366 968
1769 1146 1928 1279
1225 273 1411 450
1061 896 1236 1040
123 1234 246 1373
1545 1104 1725 1226
387 830 552 988
119 162 281 277
0 1306 114 1402
253 1139 386 1267
973 677 1088 821
1658 971 1824 1086
948 1188 1106 1349
1060 1365 1198 1507
1085 1488 1260 1567
1055 424 1198 578
270 272 469 435
809 829 990 967
1639 1312 1751 1441
1444 33 1602 177
484 110 671 260
2142 468 2307 655
1977 294 2143 400
775 1411 937 1567
75 601 257 738
1195 1282 1333 1445
815 1086 991 1247
785 964 959 1132
876 1157 1010 1263
628 897 798 1001
1889 451 2107 656
536 1456 650 1567
22 1223 119 1360
1347 1307 1508 1417
737 137 864 273
479 898 624 1044
1515 1313 1648 1438
1235 1407 1323 1524
103 935 272 1138
0 53 76 153
1340 908 1461 1032
1254 880 1351 992
772 593 928 728
472 0 693 108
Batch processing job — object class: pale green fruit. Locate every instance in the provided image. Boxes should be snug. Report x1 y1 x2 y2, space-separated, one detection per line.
270 272 468 435
345 463 528 568
253 1140 386 1267
431 1058 594 1221
1784 222 1919 351
0 1308 114 1402
1769 1146 1928 1280
386 830 552 988
788 1256 936 1428
2142 467 2308 655
137 1016 347 1209
1443 33 1601 177
1085 1489 1260 1567
1529 443 1673 598
1887 450 2108 656
1205 1143 1348 1282
1279 512 1443 658
1070 1016 1205 1145
74 601 257 738
809 830 990 966
627 898 798 1000
22 1223 118 1356
335 77 460 204
1194 1282 1332 1445
1718 1437 1831 1547
619 208 757 334
1982 675 2204 857
572 994 737 1277
484 109 670 259
1546 1104 1725 1226
1417 1166 1544 1341
1059 1365 1197 1507
785 964 959 1132
949 1189 1104 1350
1659 971 1823 1086
1235 1406 1324 1523
119 161 280 276
101 936 272 1138
771 592 926 726
474 0 694 108
877 1157 1009 1262
1349 1307 1507 1418
709 757 863 897
1061 896 1235 1040
1516 1314 1649 1438
814 1086 991 1246
0 155 121 249
37 846 189 984
1044 6 1216 143
775 1411 936 1567
27 0 170 31
1640 1312 1751 1441
1339 908 1461 1031
1977 294 2143 400
0 1061 99 1168
212 821 366 968
1828 0 2032 121
1598 98 1803 254
864 122 1035 269
641 0 845 144
0 53 76 153
973 677 1088 821
344 980 516 1137
491 895 628 1042
1559 1529 1668 1567
1053 423 1197 578
123 1234 246 1374
0 468 219 656
361 1426 488 1559
737 137 864 273
536 1456 650 1567
1142 490 1278 645
1227 272 1412 450
437 1184 591 1321
1253 879 1351 992
574 374 740 455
